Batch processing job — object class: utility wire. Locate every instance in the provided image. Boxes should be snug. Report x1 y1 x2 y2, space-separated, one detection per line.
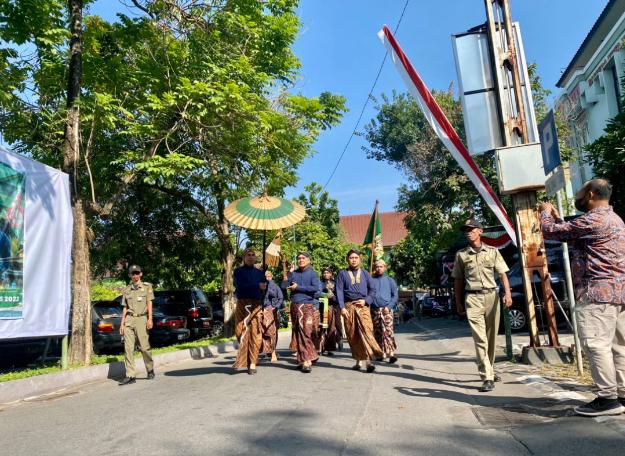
322 0 411 190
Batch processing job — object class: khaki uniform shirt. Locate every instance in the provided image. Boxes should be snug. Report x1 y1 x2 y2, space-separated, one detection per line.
451 245 509 290
121 281 154 315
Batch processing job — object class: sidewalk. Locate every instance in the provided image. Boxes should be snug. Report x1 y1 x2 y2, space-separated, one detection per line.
409 317 625 455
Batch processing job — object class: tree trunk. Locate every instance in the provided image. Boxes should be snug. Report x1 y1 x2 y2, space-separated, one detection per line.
63 0 92 364
216 197 236 337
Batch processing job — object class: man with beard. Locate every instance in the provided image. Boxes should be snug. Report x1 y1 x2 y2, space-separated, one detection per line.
370 259 399 364
452 219 512 392
261 270 284 363
321 267 342 356
540 178 625 417
283 252 321 373
233 249 266 375
336 249 383 372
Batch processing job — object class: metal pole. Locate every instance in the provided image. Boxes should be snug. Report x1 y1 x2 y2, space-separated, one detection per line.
61 335 68 370
556 191 583 375
484 0 559 348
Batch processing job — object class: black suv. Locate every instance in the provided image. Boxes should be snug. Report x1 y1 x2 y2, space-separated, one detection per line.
153 289 213 339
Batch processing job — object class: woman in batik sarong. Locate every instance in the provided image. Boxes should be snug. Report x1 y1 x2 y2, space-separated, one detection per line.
261 270 284 362
283 251 321 373
321 268 342 356
370 259 398 364
336 249 383 372
233 249 266 375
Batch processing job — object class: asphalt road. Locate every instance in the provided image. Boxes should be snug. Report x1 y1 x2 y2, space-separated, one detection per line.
1 319 624 455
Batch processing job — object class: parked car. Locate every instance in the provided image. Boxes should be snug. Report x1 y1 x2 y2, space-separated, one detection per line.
205 291 224 337
150 306 190 346
92 300 124 354
501 241 572 333
0 337 50 369
153 289 213 339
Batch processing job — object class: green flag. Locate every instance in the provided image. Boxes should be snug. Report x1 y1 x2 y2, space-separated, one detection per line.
363 201 383 272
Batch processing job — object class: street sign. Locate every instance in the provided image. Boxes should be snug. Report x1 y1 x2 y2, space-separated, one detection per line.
545 166 565 197
538 109 561 175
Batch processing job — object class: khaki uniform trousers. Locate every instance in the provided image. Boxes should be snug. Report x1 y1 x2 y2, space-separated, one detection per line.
124 315 154 377
465 291 500 381
576 298 625 399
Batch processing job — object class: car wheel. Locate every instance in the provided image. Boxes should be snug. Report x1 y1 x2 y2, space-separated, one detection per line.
211 322 224 338
508 307 527 332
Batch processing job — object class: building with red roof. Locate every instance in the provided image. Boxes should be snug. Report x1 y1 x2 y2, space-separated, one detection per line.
339 211 409 249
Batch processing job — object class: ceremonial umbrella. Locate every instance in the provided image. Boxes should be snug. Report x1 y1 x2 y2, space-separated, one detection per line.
223 194 306 268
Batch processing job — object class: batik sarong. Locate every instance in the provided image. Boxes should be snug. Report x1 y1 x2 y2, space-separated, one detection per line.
292 302 320 365
289 304 298 352
371 307 397 355
323 306 343 352
233 298 262 369
261 306 279 354
343 302 383 361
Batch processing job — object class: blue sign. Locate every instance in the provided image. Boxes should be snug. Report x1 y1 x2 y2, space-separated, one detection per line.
538 109 561 175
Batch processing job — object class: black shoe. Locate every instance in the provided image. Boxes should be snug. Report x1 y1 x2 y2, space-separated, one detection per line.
352 364 362 371
118 377 136 386
494 374 501 383
574 397 625 417
147 370 155 380
302 366 312 373
296 364 303 370
388 356 398 364
619 397 625 407
247 368 257 375
479 380 495 392
366 364 376 373
326 351 334 357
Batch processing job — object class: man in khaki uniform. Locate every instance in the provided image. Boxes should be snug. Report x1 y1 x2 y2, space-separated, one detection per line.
119 265 155 385
452 219 512 392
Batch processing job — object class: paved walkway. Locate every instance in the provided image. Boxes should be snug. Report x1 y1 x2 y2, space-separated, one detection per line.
1 318 624 455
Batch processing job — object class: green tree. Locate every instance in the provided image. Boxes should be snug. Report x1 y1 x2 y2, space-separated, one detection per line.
1 1 346 338
296 182 340 238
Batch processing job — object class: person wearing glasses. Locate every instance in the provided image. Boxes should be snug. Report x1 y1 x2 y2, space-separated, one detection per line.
119 265 155 385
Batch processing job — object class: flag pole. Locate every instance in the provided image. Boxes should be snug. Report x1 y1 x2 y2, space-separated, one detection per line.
370 200 379 274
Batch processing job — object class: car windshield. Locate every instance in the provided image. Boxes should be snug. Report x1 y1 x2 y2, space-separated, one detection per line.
94 304 122 319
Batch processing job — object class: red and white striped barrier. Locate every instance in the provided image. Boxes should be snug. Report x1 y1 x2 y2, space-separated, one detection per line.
378 25 517 246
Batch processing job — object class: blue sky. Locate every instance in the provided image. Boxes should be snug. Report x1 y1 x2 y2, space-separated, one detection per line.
91 0 606 215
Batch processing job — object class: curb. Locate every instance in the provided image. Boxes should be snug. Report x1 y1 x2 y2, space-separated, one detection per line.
0 341 238 406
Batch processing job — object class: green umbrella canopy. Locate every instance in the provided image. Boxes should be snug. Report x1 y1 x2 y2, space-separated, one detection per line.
224 194 306 231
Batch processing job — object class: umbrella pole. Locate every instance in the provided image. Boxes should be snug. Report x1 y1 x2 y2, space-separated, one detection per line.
262 230 267 271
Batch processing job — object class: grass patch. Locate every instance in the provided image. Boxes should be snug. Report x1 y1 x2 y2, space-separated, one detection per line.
0 334 235 384
536 354 594 386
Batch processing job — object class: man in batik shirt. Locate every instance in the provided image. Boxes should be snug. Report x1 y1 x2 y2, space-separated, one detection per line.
336 249 383 372
371 259 398 364
540 178 625 417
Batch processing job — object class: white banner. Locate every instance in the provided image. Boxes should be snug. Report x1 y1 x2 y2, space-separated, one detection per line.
0 147 73 338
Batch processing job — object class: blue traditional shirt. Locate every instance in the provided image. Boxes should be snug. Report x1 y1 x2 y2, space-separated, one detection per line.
336 268 376 309
371 275 398 309
233 265 265 300
263 280 284 309
282 266 321 308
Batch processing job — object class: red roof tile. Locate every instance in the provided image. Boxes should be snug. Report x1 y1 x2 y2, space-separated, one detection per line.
339 211 409 248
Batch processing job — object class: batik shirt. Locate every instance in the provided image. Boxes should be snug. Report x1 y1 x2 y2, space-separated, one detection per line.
540 205 625 304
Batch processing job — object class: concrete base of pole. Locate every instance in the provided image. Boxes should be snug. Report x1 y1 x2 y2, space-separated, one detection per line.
521 345 574 365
